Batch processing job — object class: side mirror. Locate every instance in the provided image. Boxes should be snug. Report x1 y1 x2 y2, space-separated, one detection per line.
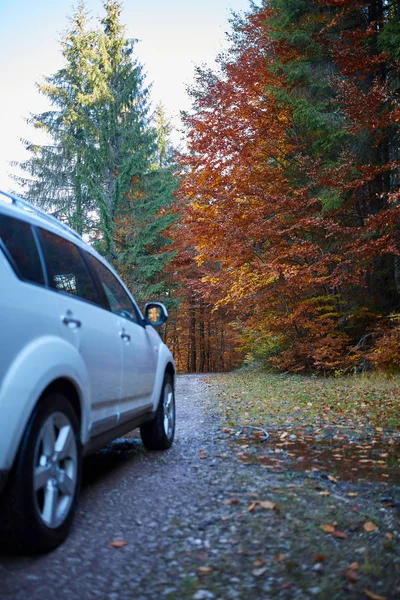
144 302 168 327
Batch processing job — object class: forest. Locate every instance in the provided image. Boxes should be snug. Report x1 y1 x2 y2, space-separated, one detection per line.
15 0 400 374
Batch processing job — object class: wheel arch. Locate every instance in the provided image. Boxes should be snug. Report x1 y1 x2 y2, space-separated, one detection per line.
38 378 83 433
165 362 175 387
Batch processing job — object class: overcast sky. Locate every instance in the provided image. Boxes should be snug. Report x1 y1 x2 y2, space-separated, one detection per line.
0 0 252 192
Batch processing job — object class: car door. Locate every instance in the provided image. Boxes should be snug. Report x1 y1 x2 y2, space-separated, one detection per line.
84 253 157 425
37 227 123 437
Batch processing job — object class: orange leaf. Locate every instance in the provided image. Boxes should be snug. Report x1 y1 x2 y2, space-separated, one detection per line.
314 554 326 563
332 530 347 539
273 553 286 562
363 521 377 532
223 499 239 505
108 540 128 548
259 500 279 511
253 559 265 567
347 562 359 570
343 570 359 582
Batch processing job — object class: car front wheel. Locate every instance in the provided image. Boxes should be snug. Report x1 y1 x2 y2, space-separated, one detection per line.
140 373 175 450
0 392 81 553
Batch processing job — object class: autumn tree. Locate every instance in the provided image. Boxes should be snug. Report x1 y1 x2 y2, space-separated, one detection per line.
177 0 400 373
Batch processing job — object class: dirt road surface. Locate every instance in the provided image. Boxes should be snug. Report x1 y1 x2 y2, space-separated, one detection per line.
1 374 398 600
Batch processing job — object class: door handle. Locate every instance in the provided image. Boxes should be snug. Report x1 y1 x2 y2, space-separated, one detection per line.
62 313 81 328
120 331 131 342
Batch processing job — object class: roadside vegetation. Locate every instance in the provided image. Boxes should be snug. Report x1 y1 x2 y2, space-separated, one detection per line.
208 371 400 436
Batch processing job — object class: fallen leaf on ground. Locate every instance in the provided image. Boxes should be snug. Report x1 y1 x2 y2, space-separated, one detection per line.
273 553 286 562
343 570 359 582
385 532 394 540
319 491 331 497
108 540 128 548
347 562 359 570
328 475 338 483
248 500 279 512
363 521 377 532
314 554 326 563
223 499 239 505
253 559 265 567
364 590 387 600
332 530 347 539
197 567 212 575
348 492 358 497
320 524 335 533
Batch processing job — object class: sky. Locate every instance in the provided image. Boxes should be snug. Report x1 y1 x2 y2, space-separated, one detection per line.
0 0 252 192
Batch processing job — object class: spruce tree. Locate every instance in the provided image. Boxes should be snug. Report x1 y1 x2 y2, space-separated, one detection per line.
13 2 98 235
116 103 178 305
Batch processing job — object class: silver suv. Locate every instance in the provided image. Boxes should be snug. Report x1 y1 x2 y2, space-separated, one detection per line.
0 190 176 553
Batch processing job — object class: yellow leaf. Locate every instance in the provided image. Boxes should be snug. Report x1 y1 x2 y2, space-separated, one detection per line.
348 492 358 497
363 521 377 532
363 590 386 600
320 524 335 533
248 502 258 513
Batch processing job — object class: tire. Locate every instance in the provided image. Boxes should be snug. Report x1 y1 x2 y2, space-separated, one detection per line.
0 392 81 554
140 373 175 450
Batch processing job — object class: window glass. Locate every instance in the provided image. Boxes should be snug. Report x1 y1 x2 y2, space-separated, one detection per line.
38 228 99 305
85 252 140 324
0 213 44 285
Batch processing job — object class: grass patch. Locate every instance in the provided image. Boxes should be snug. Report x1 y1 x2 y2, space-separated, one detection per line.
205 371 400 435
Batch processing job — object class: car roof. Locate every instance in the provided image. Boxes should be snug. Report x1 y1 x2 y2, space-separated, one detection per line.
0 190 83 242
0 189 115 273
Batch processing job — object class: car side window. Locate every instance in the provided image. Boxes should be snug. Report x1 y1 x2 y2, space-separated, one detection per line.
0 213 45 285
38 228 100 305
85 252 140 324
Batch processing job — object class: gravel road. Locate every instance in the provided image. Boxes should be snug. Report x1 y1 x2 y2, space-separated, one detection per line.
2 374 275 600
3 375 396 600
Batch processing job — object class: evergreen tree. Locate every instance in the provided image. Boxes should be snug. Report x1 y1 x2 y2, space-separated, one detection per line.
13 2 99 235
13 1 179 304
86 0 156 263
116 104 178 305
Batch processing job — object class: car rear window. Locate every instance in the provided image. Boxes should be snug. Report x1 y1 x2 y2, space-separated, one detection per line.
38 227 100 305
0 213 45 285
